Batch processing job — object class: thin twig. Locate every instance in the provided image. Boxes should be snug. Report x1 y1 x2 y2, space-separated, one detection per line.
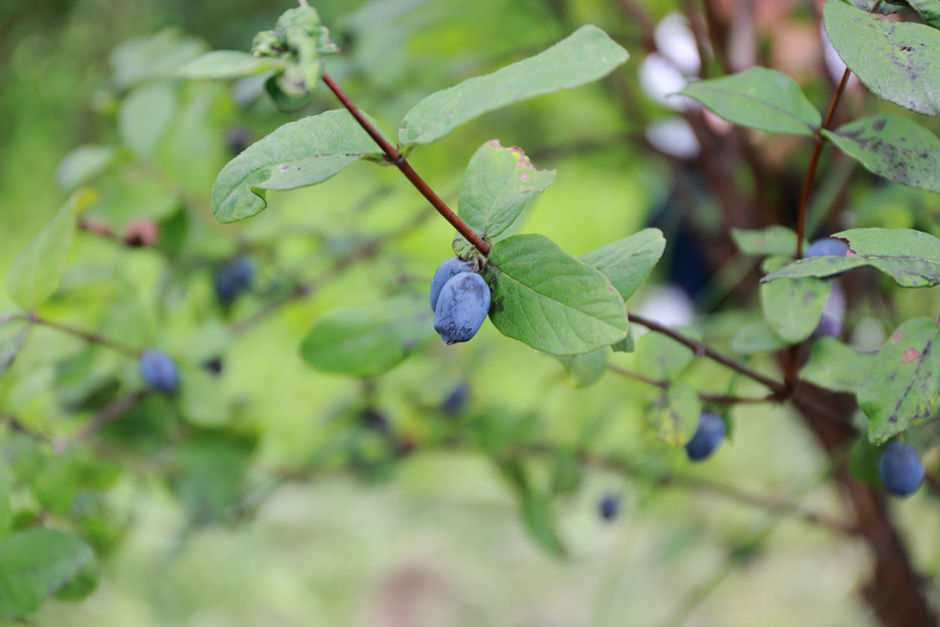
320 71 491 256
3 312 140 358
71 392 146 443
605 363 774 405
627 313 786 395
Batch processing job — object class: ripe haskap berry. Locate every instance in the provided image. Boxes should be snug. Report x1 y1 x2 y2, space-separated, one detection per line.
441 383 469 416
214 256 254 305
139 349 179 393
685 412 726 462
805 237 850 258
810 311 842 341
878 441 924 497
433 272 490 345
599 494 619 521
430 257 474 311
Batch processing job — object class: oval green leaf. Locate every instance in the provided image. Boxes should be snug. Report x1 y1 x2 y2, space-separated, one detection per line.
580 228 666 302
399 25 628 146
762 228 940 287
648 382 702 446
211 110 388 223
824 1 940 115
177 50 286 79
300 296 434 377
858 317 940 443
459 140 555 242
760 276 830 343
731 226 805 257
483 234 628 356
800 337 877 394
0 528 95 619
555 348 608 388
679 67 821 136
823 114 940 192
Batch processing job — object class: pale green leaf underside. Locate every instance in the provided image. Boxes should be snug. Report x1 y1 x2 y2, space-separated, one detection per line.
800 337 877 394
679 67 821 136
555 348 608 388
399 25 629 145
580 228 666 302
823 114 940 193
484 234 628 356
0 528 95 619
908 0 940 29
762 228 940 287
459 140 555 241
731 226 805 257
6 189 95 310
760 276 830 343
648 382 701 447
731 319 790 354
211 110 387 223
300 296 433 377
858 317 940 443
824 1 940 115
635 326 697 380
177 50 286 79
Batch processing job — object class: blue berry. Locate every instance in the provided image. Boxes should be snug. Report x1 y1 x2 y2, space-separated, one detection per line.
433 272 491 345
214 256 254 305
805 238 850 258
878 441 924 497
430 257 474 311
139 349 179 393
441 383 469 416
810 311 842 341
599 494 619 521
685 412 726 462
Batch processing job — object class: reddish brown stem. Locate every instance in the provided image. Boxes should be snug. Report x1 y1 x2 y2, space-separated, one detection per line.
605 363 774 405
321 71 491 256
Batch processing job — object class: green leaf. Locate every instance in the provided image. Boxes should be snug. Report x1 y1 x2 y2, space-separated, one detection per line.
731 226 804 257
177 366 229 427
0 528 95 619
908 0 940 29
762 228 940 287
858 317 940 443
647 382 702 446
0 459 10 537
760 276 830 343
6 189 97 310
519 491 566 557
849 435 883 487
300 296 434 377
177 50 287 79
458 141 556 241
848 0 911 15
119 81 177 158
483 234 628 356
824 1 940 115
823 114 940 192
171 434 253 525
399 25 628 145
555 348 608 388
0 319 31 378
211 110 387 223
264 74 315 112
800 337 877 393
580 229 666 301
635 327 698 380
56 145 120 191
679 67 821 136
731 320 789 354
611 327 635 352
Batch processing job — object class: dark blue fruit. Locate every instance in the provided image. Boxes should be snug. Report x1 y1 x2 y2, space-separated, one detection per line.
599 494 619 521
441 383 469 416
139 349 179 393
804 237 850 258
685 412 726 462
430 257 474 311
878 441 924 497
810 311 842 341
214 256 254 305
433 272 491 345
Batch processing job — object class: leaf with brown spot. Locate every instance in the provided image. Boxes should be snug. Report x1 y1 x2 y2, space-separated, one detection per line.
858 317 940 443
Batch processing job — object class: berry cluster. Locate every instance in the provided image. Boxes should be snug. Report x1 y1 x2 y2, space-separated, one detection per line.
430 257 491 345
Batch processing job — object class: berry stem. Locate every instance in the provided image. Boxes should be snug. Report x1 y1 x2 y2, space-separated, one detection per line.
320 71 492 256
605 363 774 405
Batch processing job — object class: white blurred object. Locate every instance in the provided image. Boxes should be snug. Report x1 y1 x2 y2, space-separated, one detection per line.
637 284 695 329
639 54 696 111
851 316 886 352
645 117 701 159
823 283 846 321
820 23 860 87
654 13 701 76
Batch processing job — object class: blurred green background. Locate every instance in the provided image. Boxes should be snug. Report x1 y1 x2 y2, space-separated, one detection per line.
3 0 940 625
